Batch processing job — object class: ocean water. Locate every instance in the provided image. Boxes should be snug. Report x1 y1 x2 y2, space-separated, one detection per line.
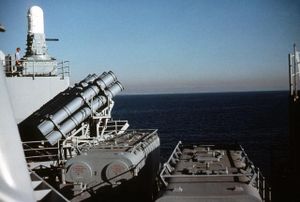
112 91 289 179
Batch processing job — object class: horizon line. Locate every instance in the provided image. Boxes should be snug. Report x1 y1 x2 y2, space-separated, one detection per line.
118 89 288 96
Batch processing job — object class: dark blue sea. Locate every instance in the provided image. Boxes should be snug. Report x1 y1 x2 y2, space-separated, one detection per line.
112 91 289 179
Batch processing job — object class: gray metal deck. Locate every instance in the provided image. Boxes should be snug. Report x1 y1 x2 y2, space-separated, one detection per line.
157 141 271 202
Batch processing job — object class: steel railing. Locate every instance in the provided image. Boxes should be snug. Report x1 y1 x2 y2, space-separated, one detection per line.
57 60 70 79
22 140 59 162
159 141 271 202
3 58 70 79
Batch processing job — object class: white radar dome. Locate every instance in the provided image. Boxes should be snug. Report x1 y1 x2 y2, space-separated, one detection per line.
27 6 44 34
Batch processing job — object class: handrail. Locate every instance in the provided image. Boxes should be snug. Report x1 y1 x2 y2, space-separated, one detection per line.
3 58 70 79
23 141 59 162
57 60 70 79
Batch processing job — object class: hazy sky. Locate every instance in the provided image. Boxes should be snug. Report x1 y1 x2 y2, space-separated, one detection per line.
1 0 300 94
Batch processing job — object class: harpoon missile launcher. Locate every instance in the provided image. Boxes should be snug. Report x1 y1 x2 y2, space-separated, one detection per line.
21 71 160 201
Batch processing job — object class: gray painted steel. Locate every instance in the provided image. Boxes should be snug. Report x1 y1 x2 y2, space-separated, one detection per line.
0 64 35 202
105 81 124 98
6 77 70 123
2 4 272 202
157 142 269 202
2 5 162 202
46 96 107 144
64 130 160 190
5 4 70 123
95 71 117 90
38 71 118 138
43 79 124 145
77 73 98 87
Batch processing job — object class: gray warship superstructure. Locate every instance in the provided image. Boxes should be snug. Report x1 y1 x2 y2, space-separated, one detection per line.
1 6 160 202
20 71 160 201
0 5 277 202
4 6 70 124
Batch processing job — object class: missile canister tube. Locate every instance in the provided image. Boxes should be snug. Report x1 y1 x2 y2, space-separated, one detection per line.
77 73 98 88
95 71 117 90
38 85 100 135
38 72 117 136
106 81 124 98
61 96 107 134
83 73 98 84
46 96 107 145
45 81 123 145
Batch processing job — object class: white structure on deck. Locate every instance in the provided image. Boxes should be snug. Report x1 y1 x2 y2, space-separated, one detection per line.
5 5 70 123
